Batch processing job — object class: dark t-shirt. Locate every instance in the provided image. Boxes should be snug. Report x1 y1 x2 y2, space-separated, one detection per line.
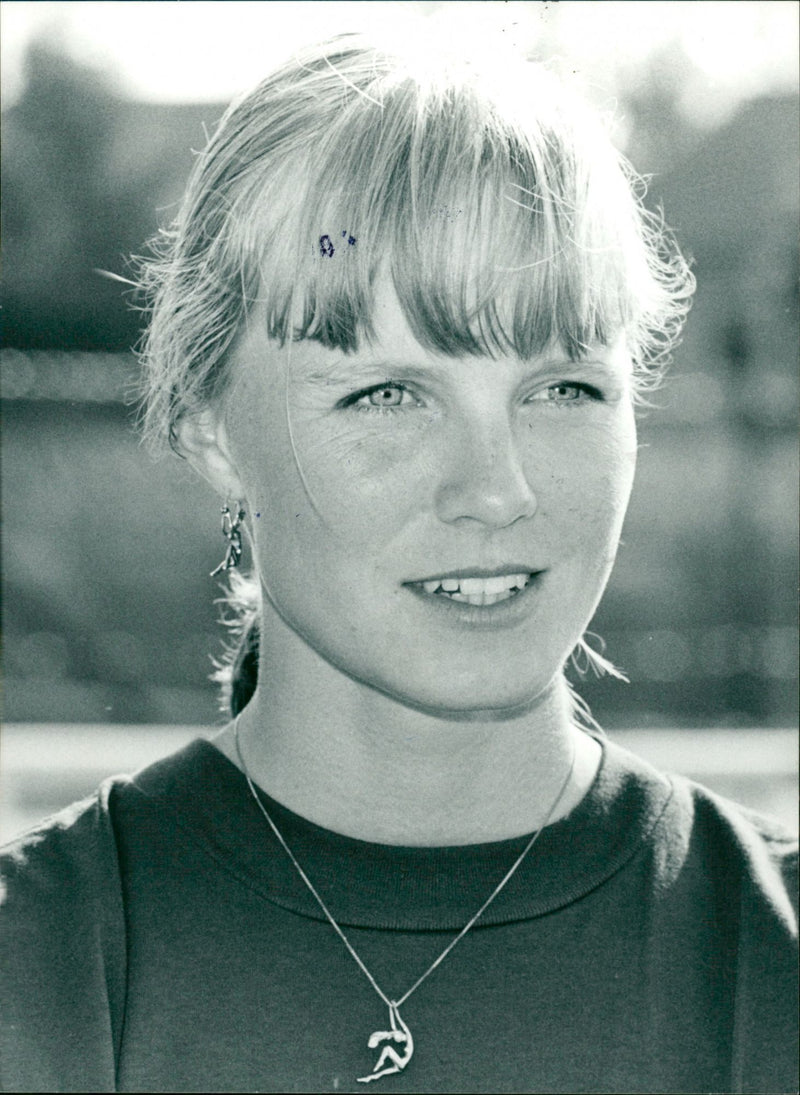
1 738 797 1094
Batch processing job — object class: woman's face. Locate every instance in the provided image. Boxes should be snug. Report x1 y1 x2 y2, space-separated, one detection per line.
220 284 637 716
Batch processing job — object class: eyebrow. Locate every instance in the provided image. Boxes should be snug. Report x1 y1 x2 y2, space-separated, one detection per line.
298 354 623 389
299 361 402 388
301 362 476 392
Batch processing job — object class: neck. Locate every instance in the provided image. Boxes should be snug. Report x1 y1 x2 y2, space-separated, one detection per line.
213 626 602 847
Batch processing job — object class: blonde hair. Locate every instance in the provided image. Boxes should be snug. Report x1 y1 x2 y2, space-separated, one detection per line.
137 34 693 454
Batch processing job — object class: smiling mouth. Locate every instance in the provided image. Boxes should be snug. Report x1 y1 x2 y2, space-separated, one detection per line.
412 572 534 606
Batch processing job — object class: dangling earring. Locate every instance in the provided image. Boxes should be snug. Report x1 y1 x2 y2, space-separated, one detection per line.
210 502 246 577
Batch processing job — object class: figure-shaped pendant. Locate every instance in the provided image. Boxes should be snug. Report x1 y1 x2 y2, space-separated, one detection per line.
357 1002 414 1083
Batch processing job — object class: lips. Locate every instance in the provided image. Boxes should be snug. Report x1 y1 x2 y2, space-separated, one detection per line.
406 569 539 607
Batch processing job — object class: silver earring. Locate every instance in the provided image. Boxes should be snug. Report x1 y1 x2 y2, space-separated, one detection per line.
210 503 246 577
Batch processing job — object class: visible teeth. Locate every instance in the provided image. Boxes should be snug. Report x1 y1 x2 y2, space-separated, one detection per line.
419 573 532 602
458 577 484 596
458 574 530 596
450 589 515 605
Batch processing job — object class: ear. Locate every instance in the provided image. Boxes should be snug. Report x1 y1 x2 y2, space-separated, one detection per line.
175 409 246 501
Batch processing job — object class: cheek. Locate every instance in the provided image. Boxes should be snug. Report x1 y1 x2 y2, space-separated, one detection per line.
231 415 435 571
287 416 441 526
533 415 637 542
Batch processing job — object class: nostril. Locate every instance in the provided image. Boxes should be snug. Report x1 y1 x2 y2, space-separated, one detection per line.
434 473 537 528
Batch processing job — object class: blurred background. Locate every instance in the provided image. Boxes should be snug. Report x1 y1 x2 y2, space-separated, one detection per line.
2 1 798 838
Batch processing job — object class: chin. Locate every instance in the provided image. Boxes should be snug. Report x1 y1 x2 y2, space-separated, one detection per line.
373 670 563 723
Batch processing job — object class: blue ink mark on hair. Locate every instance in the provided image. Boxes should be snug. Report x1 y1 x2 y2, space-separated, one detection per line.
321 232 356 257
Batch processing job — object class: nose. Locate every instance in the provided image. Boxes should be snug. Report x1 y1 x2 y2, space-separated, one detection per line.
434 412 538 529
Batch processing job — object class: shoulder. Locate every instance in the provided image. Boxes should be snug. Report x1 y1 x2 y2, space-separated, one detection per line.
2 780 123 903
0 741 214 1092
663 777 799 1092
0 738 217 907
665 768 798 925
597 738 797 947
610 742 798 1092
602 739 796 897
1 782 129 1092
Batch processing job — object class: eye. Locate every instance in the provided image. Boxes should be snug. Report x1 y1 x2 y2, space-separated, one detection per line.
529 382 604 405
341 382 417 411
365 384 408 407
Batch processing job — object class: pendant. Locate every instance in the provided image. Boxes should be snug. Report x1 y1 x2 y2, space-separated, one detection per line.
357 1002 414 1084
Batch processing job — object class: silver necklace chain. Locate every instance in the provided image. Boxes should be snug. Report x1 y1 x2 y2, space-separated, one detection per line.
234 716 577 1082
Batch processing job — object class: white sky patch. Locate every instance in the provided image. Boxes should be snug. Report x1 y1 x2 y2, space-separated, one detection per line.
1 0 797 118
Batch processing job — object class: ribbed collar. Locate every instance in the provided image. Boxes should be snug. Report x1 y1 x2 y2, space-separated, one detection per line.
127 737 675 931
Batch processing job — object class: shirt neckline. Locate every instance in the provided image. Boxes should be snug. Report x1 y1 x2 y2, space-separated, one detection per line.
127 736 675 931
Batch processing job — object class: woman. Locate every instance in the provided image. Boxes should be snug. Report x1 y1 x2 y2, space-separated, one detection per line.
2 35 796 1094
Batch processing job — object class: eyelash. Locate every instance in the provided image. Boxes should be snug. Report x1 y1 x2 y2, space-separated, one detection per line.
531 382 605 405
339 380 605 413
339 382 417 414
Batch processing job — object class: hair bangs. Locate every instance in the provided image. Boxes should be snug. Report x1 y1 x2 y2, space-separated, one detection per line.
242 75 650 371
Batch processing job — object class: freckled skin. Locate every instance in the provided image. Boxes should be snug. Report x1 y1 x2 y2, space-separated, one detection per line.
220 286 637 717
